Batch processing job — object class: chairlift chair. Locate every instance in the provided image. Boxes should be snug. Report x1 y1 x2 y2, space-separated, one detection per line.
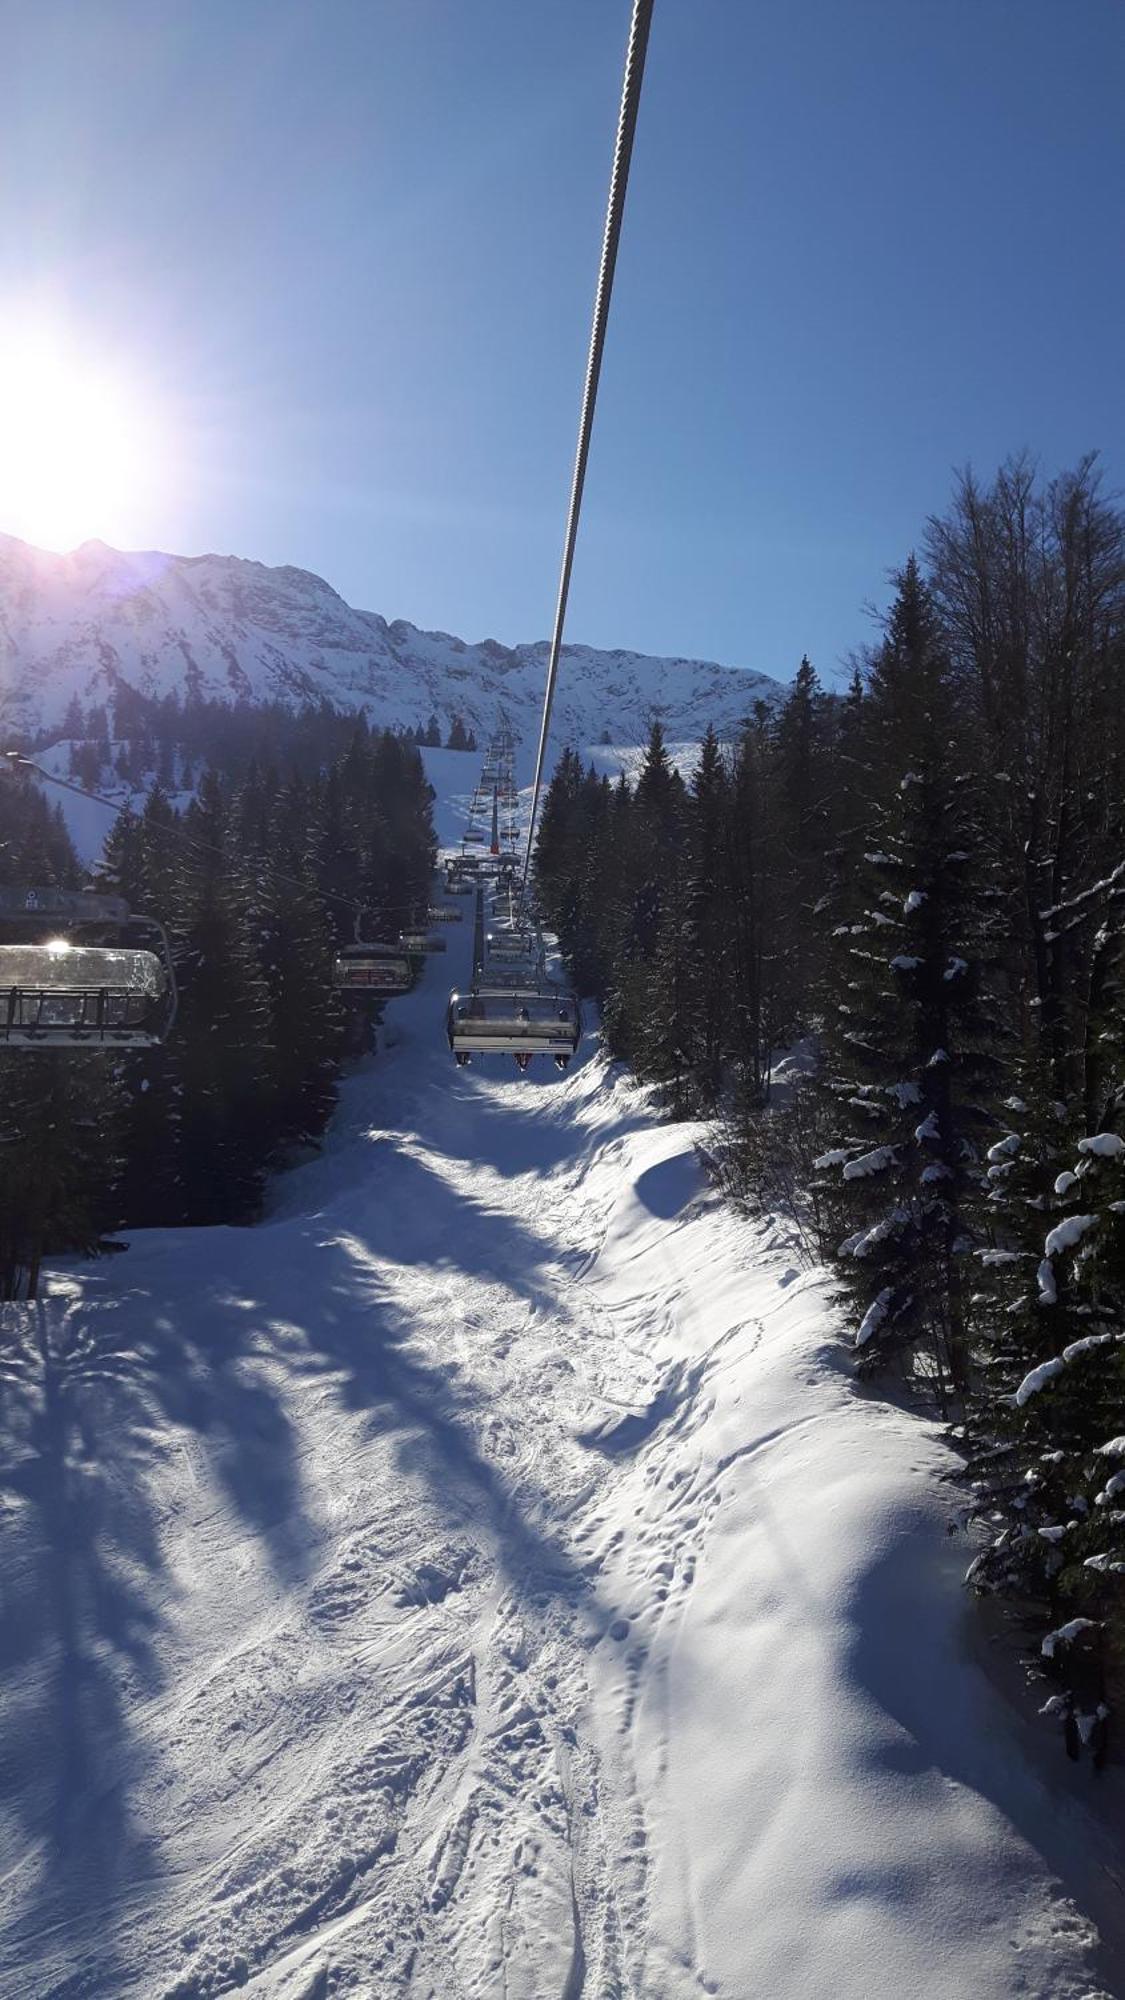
445 986 580 1071
0 887 177 1047
399 930 447 954
332 940 412 994
485 928 543 971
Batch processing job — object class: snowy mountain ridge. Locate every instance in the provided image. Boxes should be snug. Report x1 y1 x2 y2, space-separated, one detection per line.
0 532 781 753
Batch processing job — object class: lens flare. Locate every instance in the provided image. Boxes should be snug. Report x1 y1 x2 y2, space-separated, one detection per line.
0 319 168 551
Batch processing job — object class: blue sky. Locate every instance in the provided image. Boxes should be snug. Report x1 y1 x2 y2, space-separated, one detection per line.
3 0 1123 684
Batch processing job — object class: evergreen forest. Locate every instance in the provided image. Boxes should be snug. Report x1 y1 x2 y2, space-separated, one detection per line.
0 717 435 1294
534 456 1125 1753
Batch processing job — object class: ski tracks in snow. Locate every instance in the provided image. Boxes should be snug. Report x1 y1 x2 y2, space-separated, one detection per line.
0 987 729 1999
5 939 1115 2000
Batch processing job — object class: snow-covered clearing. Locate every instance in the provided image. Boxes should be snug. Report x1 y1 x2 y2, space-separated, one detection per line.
35 739 713 870
1 907 1122 1998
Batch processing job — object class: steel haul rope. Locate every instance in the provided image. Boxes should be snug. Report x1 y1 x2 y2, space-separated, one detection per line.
521 0 655 897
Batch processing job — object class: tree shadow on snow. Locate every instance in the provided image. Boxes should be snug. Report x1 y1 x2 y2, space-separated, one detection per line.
354 1023 637 1187
251 1144 599 1607
0 1264 317 1993
288 1127 583 1317
0 1036 616 1983
298 1242 593 1607
0 1298 163 1995
844 1504 1125 1991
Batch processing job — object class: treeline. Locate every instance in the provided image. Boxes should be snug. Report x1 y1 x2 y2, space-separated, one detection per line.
536 454 1125 1756
45 691 478 792
0 716 434 1293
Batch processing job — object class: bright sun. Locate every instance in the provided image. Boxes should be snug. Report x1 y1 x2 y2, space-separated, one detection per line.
0 325 167 553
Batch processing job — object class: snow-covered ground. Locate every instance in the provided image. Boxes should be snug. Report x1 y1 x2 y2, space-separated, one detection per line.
1 905 1122 1998
37 740 695 868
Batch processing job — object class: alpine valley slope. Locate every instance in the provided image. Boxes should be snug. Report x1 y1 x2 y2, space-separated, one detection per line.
0 914 1121 1999
0 532 780 751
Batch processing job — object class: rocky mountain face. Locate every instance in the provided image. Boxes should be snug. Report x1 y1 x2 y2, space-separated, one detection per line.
0 533 780 751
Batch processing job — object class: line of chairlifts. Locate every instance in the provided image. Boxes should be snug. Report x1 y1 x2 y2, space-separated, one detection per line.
0 886 455 1045
444 879 580 1074
0 879 580 1075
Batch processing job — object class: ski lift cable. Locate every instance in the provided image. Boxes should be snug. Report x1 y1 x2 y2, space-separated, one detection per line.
2 752 423 929
520 0 655 901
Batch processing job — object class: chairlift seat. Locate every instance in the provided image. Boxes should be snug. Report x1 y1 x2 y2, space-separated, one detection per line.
400 931 447 954
0 943 170 1045
333 944 411 993
446 987 580 1055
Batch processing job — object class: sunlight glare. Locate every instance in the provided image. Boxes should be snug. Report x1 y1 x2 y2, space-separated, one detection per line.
0 323 168 553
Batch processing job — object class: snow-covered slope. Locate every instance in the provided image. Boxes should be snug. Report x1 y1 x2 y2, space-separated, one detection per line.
0 532 779 752
1 909 1121 1999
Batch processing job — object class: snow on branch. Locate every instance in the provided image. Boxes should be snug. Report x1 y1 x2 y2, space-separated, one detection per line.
839 1207 910 1259
987 1134 1021 1164
1014 1332 1121 1404
856 1287 895 1347
1015 1357 1065 1404
1039 855 1125 926
889 1080 923 1107
842 1146 897 1181
1041 1618 1099 1659
1061 1334 1115 1362
1043 1214 1097 1258
1077 1132 1124 1160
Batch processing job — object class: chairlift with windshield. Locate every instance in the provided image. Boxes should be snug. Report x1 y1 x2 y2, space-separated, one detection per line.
445 986 581 1072
0 887 177 1048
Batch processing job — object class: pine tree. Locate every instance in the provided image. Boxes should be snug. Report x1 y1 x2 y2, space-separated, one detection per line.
251 780 341 1157
723 712 783 1105
173 774 273 1223
817 559 998 1405
682 726 732 1104
0 785 125 1295
773 656 830 1032
602 724 687 1063
0 1055 123 1299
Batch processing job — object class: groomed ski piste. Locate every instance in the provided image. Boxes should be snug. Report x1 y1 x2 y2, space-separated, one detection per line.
1 896 1122 1999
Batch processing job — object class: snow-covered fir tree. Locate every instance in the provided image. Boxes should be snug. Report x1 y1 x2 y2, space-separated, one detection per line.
817 559 1000 1404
